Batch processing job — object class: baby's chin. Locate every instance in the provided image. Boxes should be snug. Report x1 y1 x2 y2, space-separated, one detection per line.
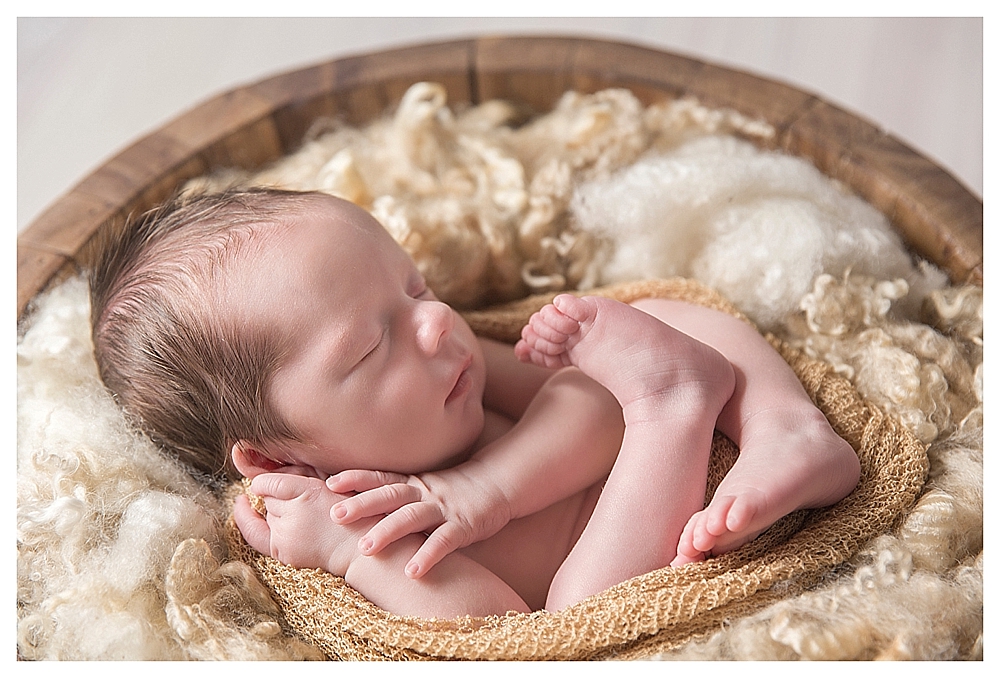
431 423 485 472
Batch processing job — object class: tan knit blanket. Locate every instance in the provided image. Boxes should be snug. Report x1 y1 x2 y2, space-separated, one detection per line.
229 278 928 660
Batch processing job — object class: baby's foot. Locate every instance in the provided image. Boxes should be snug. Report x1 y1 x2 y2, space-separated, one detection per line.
672 492 768 567
672 411 860 565
515 294 736 419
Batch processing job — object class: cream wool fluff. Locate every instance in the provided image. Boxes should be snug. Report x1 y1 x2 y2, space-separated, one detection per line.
17 84 982 660
570 134 947 330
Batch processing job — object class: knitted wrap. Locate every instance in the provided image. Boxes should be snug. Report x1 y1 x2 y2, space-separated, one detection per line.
227 278 928 660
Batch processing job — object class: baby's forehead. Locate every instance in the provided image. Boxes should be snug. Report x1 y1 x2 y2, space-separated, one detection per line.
219 195 405 287
284 194 381 238
293 196 410 257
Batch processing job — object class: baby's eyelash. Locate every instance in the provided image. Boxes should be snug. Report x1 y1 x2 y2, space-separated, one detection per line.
362 331 384 361
408 274 433 299
415 281 435 299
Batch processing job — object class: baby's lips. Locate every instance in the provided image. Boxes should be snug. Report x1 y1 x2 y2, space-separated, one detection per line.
445 353 473 403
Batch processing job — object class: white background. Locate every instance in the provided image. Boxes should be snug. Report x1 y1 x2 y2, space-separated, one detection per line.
17 16 984 234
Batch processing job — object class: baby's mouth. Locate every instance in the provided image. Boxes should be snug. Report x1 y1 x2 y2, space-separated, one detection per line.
445 354 473 404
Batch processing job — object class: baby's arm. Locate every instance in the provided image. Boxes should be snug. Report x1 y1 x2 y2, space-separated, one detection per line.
234 473 530 618
472 339 626 519
329 338 625 577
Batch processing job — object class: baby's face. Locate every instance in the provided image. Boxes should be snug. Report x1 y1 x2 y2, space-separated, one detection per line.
228 194 487 476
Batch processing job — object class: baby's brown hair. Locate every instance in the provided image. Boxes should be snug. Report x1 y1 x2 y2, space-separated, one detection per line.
90 187 317 485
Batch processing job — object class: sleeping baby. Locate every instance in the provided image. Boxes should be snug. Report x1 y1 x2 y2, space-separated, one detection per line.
90 188 860 618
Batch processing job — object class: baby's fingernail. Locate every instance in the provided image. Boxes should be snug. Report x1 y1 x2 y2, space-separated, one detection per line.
332 505 347 520
359 537 373 554
405 562 420 578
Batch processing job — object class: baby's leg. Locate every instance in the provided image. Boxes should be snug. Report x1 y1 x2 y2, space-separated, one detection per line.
517 294 736 415
627 298 861 565
519 295 736 609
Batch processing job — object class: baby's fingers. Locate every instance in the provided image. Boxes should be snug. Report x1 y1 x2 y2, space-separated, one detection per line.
250 473 313 501
331 483 421 524
357 502 443 557
405 523 468 578
327 469 410 494
233 495 273 557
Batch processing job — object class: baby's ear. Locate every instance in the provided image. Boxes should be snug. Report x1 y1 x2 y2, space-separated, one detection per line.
231 441 284 479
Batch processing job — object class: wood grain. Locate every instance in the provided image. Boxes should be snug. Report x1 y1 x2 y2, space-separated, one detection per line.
17 36 982 322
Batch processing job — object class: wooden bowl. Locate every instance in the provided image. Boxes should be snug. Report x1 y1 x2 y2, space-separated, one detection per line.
16 36 983 322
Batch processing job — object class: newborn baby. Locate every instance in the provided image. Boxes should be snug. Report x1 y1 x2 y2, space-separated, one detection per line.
89 188 860 618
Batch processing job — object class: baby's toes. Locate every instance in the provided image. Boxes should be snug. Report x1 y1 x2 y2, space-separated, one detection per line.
690 512 719 554
704 495 739 537
529 312 574 344
521 326 568 356
675 516 702 559
552 294 598 324
670 549 706 567
515 339 569 369
723 495 760 534
538 303 583 336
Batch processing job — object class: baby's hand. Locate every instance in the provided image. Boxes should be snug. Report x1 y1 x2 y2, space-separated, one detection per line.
234 473 360 575
327 465 512 578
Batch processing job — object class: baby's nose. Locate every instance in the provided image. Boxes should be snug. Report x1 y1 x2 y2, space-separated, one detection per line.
415 300 454 355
